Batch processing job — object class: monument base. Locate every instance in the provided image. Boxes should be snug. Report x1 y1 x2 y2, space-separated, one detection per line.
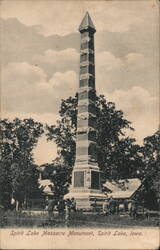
64 167 106 211
64 189 106 211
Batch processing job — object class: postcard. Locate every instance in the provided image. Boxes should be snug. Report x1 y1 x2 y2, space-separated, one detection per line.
0 0 159 249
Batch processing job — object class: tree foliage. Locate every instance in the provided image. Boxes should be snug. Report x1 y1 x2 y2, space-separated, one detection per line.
46 95 77 178
40 159 71 200
142 130 160 169
46 94 159 209
46 93 141 181
0 118 44 208
139 130 160 209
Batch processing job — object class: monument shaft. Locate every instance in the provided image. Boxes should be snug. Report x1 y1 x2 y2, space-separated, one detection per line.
76 12 97 170
65 12 106 210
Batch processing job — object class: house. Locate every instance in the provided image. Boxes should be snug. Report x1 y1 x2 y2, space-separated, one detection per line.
103 178 142 200
38 179 54 197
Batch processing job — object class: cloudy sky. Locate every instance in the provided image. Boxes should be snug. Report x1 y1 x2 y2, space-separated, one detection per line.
1 0 159 165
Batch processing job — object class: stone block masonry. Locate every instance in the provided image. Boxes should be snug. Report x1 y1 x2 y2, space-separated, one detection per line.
64 12 106 210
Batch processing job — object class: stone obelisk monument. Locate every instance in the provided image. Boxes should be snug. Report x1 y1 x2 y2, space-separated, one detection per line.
65 12 106 210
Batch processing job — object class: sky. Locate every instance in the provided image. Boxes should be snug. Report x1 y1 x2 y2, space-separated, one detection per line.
1 0 159 165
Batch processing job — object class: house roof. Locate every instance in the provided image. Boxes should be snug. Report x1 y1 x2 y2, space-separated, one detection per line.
39 179 54 195
103 178 142 199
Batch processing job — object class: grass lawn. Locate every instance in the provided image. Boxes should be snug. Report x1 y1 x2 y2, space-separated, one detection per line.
69 211 159 228
0 210 159 228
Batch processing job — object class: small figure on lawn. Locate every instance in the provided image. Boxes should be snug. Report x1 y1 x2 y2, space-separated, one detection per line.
115 199 120 215
124 199 128 212
47 197 56 222
92 198 98 213
70 198 76 213
103 199 109 216
11 195 16 211
65 199 71 227
57 197 65 217
130 200 137 220
109 196 117 214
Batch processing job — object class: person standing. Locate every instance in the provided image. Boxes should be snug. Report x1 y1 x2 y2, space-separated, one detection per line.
115 200 120 215
47 197 55 219
92 198 97 213
103 199 109 216
65 199 71 227
57 198 65 217
11 196 16 211
70 198 76 212
128 200 132 213
109 197 116 214
124 199 128 212
130 200 137 220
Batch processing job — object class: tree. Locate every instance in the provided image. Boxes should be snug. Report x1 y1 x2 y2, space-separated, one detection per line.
104 139 143 180
142 130 160 169
39 159 71 200
0 118 44 209
0 160 12 209
46 93 139 182
138 130 160 210
51 158 71 200
40 163 55 180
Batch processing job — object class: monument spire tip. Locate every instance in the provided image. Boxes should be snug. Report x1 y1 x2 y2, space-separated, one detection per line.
79 12 96 32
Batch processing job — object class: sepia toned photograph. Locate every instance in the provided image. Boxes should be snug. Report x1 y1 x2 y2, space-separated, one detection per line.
0 0 159 249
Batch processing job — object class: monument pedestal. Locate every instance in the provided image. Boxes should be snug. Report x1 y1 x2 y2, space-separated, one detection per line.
64 189 106 211
64 167 106 211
